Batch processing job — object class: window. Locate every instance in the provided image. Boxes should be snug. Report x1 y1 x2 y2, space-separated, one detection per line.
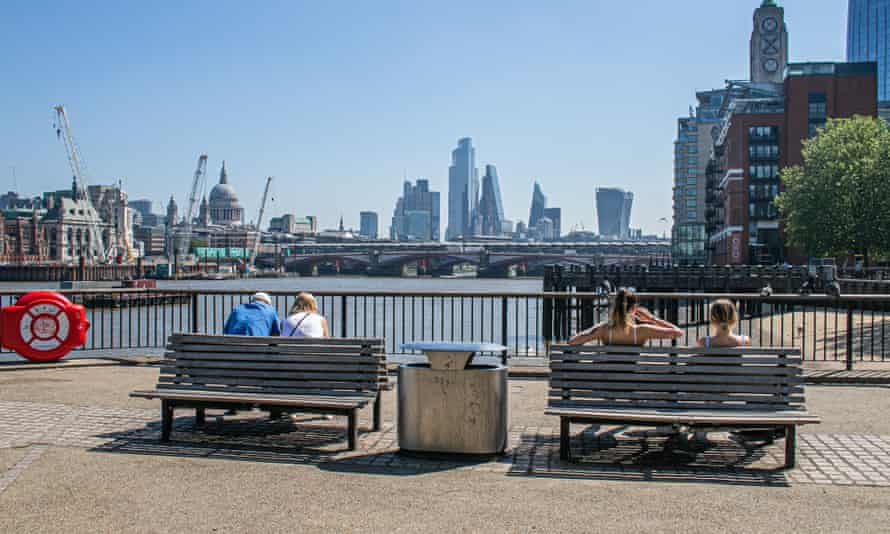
688 168 698 176
808 93 827 138
749 144 779 159
687 146 698 154
686 211 697 219
688 157 697 165
687 135 698 143
686 177 697 185
808 93 827 118
748 126 777 140
685 199 697 208
686 188 697 196
749 164 779 179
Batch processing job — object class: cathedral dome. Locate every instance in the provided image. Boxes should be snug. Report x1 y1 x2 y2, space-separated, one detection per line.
208 161 244 226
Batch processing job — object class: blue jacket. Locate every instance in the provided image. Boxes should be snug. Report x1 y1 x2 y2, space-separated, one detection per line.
223 302 281 336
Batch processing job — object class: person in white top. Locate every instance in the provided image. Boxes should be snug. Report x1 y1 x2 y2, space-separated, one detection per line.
281 292 329 338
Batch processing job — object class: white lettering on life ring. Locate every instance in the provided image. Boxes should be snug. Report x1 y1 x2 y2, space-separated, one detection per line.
19 313 33 343
29 338 61 351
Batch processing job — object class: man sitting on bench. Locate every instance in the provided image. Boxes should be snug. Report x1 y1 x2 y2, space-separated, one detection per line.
223 292 281 336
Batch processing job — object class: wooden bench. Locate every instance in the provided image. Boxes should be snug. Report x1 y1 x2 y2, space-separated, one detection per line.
545 344 820 468
131 334 389 451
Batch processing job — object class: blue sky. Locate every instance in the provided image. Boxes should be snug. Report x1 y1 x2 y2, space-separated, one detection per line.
0 0 848 236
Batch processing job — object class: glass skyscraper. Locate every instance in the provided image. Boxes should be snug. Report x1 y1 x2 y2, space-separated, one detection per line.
848 0 890 114
596 187 633 239
446 138 478 240
528 182 547 229
478 164 505 236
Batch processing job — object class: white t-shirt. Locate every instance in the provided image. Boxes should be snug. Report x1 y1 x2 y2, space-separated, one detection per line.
280 312 325 338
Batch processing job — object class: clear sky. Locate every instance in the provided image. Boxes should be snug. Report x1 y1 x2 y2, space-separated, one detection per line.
0 0 848 236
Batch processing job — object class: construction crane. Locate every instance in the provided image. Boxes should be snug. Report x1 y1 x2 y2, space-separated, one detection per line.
53 105 107 262
179 154 209 256
248 176 273 270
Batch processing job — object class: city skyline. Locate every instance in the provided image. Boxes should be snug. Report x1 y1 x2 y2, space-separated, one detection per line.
0 1 847 235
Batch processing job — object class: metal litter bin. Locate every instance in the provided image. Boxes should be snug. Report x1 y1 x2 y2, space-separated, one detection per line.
398 342 508 455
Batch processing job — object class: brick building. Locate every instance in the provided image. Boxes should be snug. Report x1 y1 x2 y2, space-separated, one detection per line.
708 62 877 265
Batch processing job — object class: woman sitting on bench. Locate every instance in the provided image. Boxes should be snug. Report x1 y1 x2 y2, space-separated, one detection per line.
568 288 683 346
696 299 750 348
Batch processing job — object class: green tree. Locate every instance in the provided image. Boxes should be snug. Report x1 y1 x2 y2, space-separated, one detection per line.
776 116 890 265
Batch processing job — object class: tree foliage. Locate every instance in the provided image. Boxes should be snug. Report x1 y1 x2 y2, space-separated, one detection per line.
775 116 890 264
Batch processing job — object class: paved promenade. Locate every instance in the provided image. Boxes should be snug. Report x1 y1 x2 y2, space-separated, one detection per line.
2 363 890 532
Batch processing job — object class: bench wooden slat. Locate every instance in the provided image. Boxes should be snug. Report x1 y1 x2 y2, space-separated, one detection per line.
158 375 378 390
131 389 370 408
551 364 801 376
551 381 802 395
548 399 807 411
552 373 803 386
155 383 378 398
550 345 801 357
167 344 384 356
160 367 387 381
161 361 381 372
548 390 804 404
167 352 384 363
551 355 803 365
545 407 820 426
169 333 383 346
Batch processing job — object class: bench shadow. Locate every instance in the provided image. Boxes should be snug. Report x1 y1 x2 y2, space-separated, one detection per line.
89 413 389 466
507 425 790 487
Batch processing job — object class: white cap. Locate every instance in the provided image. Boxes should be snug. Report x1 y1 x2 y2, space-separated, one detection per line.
252 292 272 305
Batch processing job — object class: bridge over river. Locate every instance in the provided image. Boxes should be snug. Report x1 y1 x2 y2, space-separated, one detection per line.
254 240 670 277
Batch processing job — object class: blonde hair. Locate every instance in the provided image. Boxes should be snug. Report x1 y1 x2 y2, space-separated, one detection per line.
289 292 318 315
709 299 738 332
609 288 637 329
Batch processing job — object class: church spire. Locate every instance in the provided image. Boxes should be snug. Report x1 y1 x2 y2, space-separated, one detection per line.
219 160 228 184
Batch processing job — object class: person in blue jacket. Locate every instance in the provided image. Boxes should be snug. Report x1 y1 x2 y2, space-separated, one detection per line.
223 292 280 336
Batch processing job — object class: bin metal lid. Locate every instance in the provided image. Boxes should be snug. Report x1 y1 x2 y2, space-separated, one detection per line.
401 342 507 370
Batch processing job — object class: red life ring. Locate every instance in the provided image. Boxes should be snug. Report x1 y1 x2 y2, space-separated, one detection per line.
1 291 90 362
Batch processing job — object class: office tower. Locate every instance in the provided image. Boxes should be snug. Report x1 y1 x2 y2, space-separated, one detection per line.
848 0 890 119
477 164 505 236
707 62 877 265
543 207 562 240
446 138 478 240
359 211 379 239
750 0 789 85
391 179 440 241
528 182 547 229
596 188 633 239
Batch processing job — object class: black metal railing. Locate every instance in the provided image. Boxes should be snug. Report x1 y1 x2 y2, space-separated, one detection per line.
0 289 887 368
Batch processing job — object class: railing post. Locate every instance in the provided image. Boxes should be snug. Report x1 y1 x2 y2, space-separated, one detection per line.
542 294 553 355
340 295 348 338
846 302 854 371
190 293 199 333
500 297 508 347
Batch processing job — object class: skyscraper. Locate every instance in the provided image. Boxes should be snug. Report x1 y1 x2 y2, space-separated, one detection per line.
477 164 506 236
528 182 547 229
359 211 378 239
596 188 633 239
391 179 440 241
446 138 478 240
543 207 562 240
848 0 890 118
